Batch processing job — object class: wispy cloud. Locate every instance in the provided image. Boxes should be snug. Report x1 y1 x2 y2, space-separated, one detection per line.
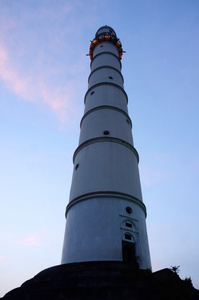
0 44 31 96
0 43 78 122
0 1 90 123
19 236 41 246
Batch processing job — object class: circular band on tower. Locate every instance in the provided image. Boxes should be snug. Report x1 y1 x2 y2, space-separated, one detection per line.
66 191 147 218
73 137 139 164
84 82 128 104
88 66 124 84
90 52 122 70
80 105 132 129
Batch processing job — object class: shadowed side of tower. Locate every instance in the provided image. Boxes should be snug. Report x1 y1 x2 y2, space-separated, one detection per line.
61 25 151 270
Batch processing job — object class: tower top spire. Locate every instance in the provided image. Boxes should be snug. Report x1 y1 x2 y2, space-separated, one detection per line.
95 25 116 37
89 25 124 60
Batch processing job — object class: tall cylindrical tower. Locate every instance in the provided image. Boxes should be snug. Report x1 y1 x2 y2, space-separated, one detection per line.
61 26 151 269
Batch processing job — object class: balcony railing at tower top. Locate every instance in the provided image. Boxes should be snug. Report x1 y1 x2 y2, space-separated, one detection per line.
88 32 124 60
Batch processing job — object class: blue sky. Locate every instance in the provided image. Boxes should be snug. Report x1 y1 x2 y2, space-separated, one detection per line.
0 0 199 296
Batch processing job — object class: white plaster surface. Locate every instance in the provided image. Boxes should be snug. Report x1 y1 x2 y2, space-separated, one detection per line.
61 26 151 270
62 197 151 269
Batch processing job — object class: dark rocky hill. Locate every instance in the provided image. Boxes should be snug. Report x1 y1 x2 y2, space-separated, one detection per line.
1 261 199 300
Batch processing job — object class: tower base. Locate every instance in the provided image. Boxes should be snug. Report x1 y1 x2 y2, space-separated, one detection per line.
2 261 199 300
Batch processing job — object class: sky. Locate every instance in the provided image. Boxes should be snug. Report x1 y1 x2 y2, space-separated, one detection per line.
0 0 199 296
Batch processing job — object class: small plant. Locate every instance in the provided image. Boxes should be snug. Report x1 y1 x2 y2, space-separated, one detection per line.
145 268 152 273
184 277 193 287
170 265 180 274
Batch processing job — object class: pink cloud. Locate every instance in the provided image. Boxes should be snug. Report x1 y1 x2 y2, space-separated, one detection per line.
0 45 28 96
0 3 91 124
39 80 76 123
19 236 41 246
0 43 77 122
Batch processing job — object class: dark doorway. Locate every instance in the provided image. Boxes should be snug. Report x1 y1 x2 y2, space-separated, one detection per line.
122 241 139 269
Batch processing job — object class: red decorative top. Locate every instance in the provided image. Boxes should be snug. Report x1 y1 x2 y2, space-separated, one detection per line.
89 32 124 60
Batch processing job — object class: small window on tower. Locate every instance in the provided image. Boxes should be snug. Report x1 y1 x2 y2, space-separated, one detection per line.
103 130 110 135
90 91 95 95
125 222 132 228
75 163 79 170
109 76 113 79
100 45 103 48
125 233 132 240
126 119 130 124
126 207 132 214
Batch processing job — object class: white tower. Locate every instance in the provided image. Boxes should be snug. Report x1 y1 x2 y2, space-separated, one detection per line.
61 26 151 269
